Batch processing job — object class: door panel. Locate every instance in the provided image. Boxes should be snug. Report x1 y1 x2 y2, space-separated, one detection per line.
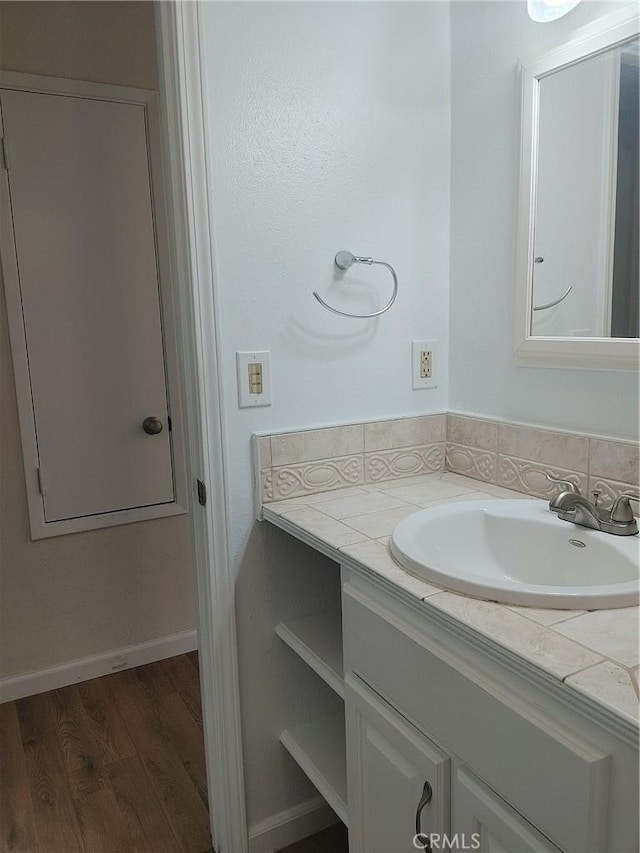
1 89 174 520
345 673 450 853
454 767 561 853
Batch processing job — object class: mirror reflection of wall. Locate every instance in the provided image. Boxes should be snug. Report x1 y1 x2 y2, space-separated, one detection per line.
531 38 639 339
611 43 639 338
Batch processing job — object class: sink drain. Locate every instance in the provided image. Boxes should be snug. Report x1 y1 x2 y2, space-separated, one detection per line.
569 539 586 548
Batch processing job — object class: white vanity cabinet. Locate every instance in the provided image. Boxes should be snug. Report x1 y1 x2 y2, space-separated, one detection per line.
263 504 637 853
345 672 450 852
454 767 561 853
341 564 639 853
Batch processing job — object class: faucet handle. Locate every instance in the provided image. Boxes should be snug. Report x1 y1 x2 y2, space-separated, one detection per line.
545 473 580 494
610 493 640 523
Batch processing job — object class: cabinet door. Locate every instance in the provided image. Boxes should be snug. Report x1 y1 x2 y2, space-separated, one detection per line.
1 83 181 535
454 767 562 853
345 673 450 853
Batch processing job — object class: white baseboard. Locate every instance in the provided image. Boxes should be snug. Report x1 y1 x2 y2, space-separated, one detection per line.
248 796 340 853
0 629 198 703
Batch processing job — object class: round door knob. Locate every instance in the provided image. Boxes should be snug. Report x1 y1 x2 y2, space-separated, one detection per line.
142 416 163 435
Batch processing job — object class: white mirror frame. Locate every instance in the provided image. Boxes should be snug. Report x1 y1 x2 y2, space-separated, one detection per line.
514 6 640 371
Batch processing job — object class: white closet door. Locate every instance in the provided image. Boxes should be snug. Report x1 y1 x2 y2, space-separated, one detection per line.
2 88 174 521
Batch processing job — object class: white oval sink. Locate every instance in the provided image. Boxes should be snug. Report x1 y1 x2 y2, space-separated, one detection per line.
390 500 640 609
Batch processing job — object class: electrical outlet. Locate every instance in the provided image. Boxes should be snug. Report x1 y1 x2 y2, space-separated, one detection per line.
237 351 272 407
420 349 432 379
412 340 438 389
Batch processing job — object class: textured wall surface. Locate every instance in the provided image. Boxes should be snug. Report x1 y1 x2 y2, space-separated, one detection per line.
199 0 451 830
449 0 639 440
0 2 195 679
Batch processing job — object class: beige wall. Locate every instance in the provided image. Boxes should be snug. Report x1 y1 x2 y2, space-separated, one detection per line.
0 1 196 679
0 1 159 89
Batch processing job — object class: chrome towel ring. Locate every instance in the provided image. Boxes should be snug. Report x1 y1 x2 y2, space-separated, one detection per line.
313 251 399 318
533 285 572 311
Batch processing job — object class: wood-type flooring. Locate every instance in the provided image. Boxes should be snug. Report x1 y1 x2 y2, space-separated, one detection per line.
0 651 348 853
0 652 212 853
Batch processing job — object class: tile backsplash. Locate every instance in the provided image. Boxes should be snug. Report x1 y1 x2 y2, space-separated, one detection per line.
255 415 446 505
447 415 637 508
254 413 639 514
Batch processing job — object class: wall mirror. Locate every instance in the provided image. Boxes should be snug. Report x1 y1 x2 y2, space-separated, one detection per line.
514 6 639 370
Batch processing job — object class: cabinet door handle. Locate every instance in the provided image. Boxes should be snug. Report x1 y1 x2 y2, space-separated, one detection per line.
415 780 433 851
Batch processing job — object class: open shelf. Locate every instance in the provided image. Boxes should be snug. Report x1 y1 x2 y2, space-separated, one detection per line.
276 609 344 698
280 710 348 826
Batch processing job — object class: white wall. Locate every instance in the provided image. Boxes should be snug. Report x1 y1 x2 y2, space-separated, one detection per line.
0 2 196 680
449 0 639 440
199 1 451 829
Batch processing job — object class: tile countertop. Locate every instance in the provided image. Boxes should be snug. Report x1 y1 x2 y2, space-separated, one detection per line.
261 472 640 728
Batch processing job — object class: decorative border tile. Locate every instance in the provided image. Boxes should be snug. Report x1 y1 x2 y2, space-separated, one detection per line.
588 476 639 511
445 443 497 483
261 469 274 503
498 457 587 499
365 443 444 482
256 415 639 508
269 454 364 501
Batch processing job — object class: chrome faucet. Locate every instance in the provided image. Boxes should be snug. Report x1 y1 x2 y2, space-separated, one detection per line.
546 474 639 536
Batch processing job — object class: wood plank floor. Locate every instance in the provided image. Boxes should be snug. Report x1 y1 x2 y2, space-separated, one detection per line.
1 654 349 853
0 652 213 853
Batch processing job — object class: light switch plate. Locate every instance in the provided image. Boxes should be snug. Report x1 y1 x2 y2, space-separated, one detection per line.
236 351 272 408
412 339 439 389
